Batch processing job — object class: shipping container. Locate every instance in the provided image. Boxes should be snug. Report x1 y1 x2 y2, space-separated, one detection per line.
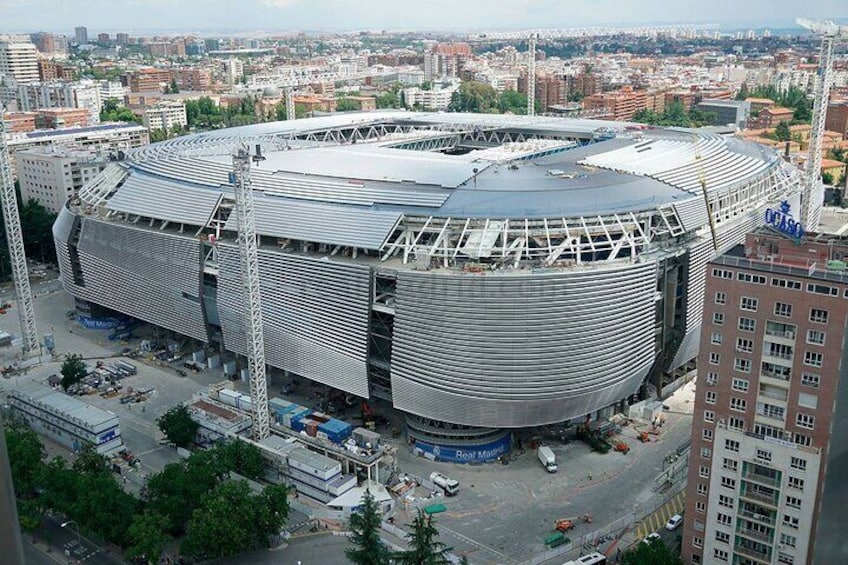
319 419 353 444
218 389 240 408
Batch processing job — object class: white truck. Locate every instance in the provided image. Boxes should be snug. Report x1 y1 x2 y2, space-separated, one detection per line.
429 471 460 496
537 446 558 473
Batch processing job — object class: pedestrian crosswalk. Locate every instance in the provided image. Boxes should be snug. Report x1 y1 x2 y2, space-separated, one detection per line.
633 491 686 540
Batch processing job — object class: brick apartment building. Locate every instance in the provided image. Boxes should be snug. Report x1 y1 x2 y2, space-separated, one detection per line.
825 101 848 139
583 86 647 121
35 107 90 129
748 106 795 130
38 59 75 81
125 68 172 92
682 226 848 565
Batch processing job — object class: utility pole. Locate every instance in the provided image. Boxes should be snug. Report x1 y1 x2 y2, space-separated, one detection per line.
527 33 537 117
796 18 848 229
230 145 270 441
0 104 39 357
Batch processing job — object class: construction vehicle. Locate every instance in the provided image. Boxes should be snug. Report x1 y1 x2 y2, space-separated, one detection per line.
638 431 651 443
614 441 630 454
429 471 460 496
554 514 592 533
537 445 558 473
576 425 612 454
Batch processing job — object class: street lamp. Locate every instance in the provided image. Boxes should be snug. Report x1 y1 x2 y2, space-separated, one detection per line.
60 520 81 545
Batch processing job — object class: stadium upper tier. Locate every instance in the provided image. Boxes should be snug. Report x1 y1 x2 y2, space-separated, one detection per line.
60 111 805 428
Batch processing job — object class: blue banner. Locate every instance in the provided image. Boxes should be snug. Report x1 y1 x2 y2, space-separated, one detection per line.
413 433 512 463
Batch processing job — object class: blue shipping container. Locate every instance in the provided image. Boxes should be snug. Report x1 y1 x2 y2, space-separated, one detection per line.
318 419 352 443
290 415 309 433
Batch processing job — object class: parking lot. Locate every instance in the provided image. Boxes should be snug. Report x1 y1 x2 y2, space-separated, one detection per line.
0 274 695 564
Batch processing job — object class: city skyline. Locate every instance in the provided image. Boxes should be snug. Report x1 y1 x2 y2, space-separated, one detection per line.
0 0 845 34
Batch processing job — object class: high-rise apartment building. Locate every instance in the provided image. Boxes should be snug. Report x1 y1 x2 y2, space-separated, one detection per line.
0 42 39 83
17 148 106 213
16 81 102 124
583 86 647 121
142 100 187 132
74 26 88 45
682 225 848 565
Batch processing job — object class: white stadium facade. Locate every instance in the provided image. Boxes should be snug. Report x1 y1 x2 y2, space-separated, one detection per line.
53 111 811 461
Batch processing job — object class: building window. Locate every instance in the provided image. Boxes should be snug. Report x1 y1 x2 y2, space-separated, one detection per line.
796 413 815 430
700 447 712 459
783 515 799 530
709 352 721 365
729 417 744 431
798 392 818 409
734 359 751 373
706 372 719 386
696 501 706 513
736 338 754 353
717 513 732 526
693 536 704 549
702 428 713 441
704 410 715 423
801 372 820 388
790 457 807 471
725 439 740 452
713 548 729 562
699 465 710 479
807 283 838 296
778 554 795 565
713 312 725 325
794 433 812 447
774 302 793 317
788 476 804 490
810 308 829 324
731 378 749 392
698 483 709 496
718 494 734 508
786 495 802 509
730 397 746 412
772 277 802 290
711 331 723 345
740 297 758 311
780 533 797 548
692 554 701 564
738 317 756 332
715 291 727 304
715 531 730 544
756 448 772 463
806 330 826 345
712 268 733 279
738 272 767 284
706 391 717 404
804 351 823 368
720 476 736 490
722 458 738 471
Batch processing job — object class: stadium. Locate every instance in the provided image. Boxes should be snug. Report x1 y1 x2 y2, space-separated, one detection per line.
53 111 808 460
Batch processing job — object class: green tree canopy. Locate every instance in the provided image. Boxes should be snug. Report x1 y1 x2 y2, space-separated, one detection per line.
4 420 45 496
156 404 198 448
215 439 266 480
346 489 390 565
448 81 499 113
100 98 141 124
822 171 835 185
774 120 791 141
393 509 453 565
126 511 173 565
60 354 87 391
622 538 683 565
497 89 528 114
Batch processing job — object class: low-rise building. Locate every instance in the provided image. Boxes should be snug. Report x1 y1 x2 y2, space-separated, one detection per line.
2 111 36 133
142 100 187 132
17 147 107 213
402 83 458 110
188 398 252 445
9 381 123 455
696 99 751 129
583 86 647 121
342 95 377 111
826 101 848 139
748 106 795 130
35 107 90 129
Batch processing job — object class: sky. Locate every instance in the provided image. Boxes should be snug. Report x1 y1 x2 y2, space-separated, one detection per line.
0 0 845 34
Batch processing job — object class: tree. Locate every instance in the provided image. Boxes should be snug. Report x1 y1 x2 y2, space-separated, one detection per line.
497 90 527 114
774 120 791 142
126 511 172 564
169 78 179 94
621 538 683 565
215 439 266 480
632 108 660 125
156 404 198 448
658 101 691 128
337 98 360 112
60 354 87 392
448 81 499 113
822 171 835 186
346 489 390 565
4 421 45 496
393 509 452 565
19 199 58 264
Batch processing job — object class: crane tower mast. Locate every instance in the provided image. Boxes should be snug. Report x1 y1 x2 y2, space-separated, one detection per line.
231 146 270 441
0 105 39 357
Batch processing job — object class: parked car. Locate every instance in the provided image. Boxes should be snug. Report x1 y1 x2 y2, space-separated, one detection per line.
665 514 683 531
642 532 661 545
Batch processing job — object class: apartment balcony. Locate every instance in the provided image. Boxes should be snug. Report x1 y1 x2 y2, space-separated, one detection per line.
759 374 791 388
734 543 771 564
735 524 774 544
761 353 794 367
739 488 779 509
742 468 781 488
754 410 786 424
757 389 789 403
738 508 776 527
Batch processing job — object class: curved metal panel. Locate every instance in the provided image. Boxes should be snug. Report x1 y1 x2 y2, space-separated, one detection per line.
390 262 658 427
216 244 371 397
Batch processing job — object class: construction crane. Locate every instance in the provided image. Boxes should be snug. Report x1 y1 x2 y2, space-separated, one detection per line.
285 88 296 121
230 145 270 441
0 104 40 357
527 33 537 117
695 135 719 251
796 18 848 229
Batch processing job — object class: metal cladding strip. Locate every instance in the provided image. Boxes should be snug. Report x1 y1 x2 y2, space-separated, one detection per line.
77 220 201 294
222 197 402 251
390 261 658 428
105 173 222 226
672 197 710 233
216 244 370 397
57 216 208 342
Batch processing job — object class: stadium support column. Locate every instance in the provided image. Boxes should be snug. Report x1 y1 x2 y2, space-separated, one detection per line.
231 146 270 441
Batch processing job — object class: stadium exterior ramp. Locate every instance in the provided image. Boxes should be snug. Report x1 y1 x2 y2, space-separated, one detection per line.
55 111 807 438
